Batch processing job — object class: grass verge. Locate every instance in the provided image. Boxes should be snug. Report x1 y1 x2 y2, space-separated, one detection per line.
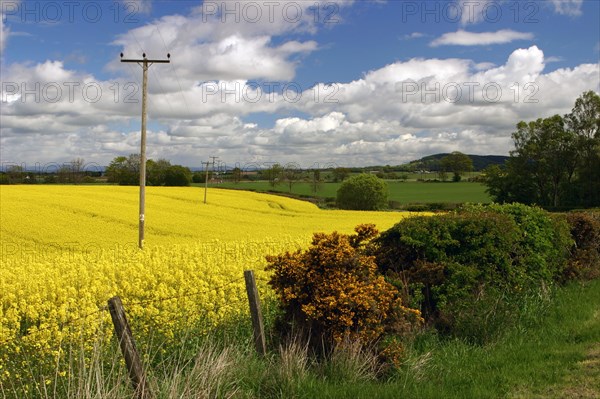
3 280 599 398
296 279 600 399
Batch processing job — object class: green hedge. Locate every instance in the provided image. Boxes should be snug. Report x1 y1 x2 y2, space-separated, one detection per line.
371 203 573 341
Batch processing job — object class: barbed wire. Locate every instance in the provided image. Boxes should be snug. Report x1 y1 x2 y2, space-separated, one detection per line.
121 276 246 308
0 272 275 395
0 274 254 346
256 275 272 284
0 305 108 347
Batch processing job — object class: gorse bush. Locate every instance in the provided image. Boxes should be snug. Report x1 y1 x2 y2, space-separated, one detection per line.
266 225 422 354
563 211 600 280
371 203 573 341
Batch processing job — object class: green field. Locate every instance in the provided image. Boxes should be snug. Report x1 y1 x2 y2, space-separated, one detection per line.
202 181 492 204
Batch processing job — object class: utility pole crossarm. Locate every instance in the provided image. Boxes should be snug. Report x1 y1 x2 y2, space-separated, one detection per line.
120 59 171 64
120 52 171 63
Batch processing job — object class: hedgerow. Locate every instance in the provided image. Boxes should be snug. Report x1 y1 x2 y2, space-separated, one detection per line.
371 203 573 341
265 225 422 356
266 203 594 352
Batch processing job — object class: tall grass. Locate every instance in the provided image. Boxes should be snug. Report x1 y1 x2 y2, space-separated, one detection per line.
3 280 599 399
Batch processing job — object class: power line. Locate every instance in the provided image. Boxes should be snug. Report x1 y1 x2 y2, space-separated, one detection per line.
153 24 192 115
150 67 175 115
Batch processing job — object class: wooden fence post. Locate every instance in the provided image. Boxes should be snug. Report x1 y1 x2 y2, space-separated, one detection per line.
107 296 153 399
244 270 267 356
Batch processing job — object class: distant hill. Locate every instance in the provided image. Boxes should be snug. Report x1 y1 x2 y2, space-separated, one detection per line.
408 154 509 172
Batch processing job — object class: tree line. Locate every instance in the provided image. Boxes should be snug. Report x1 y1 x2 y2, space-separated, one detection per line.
105 155 193 186
0 158 100 184
484 91 600 209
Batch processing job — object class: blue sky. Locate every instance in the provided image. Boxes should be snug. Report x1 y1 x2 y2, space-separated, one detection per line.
1 0 599 168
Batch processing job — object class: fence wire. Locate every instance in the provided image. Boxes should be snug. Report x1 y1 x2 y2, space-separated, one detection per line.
0 305 108 347
121 276 246 308
1 274 257 346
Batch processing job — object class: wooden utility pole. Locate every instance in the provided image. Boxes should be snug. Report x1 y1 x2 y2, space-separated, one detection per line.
120 53 170 249
202 161 210 204
203 156 219 204
210 156 219 185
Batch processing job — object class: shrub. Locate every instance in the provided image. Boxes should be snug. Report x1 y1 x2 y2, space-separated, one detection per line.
165 165 192 186
336 174 388 210
374 212 520 316
563 211 600 281
372 203 573 341
266 225 421 354
461 203 573 283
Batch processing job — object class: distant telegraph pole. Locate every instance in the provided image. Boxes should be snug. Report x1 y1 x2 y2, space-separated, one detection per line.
202 161 210 204
203 156 219 204
120 53 171 249
210 156 219 174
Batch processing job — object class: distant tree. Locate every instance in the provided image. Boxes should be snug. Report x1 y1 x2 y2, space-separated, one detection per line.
6 165 24 184
105 154 140 185
336 174 388 210
231 167 242 183
265 163 283 188
484 116 576 207
484 91 599 208
482 164 538 204
437 170 448 182
56 158 84 184
332 167 350 183
514 115 578 207
43 174 57 184
57 165 71 184
147 158 171 186
281 163 302 193
440 152 473 182
566 90 600 206
193 170 214 183
164 165 192 186
310 169 323 194
66 158 85 184
73 158 85 183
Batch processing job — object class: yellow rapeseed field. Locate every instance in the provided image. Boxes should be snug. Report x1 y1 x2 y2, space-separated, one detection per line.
0 185 413 385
